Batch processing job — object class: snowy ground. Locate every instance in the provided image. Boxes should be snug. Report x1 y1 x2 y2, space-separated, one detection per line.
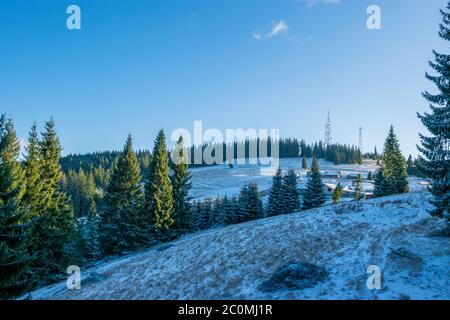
24 191 449 300
189 158 428 200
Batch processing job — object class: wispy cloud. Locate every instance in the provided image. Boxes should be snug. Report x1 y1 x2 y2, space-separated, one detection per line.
267 20 289 37
302 0 342 8
253 20 290 41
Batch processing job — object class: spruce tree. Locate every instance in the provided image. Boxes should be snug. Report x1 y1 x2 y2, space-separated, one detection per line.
267 168 284 216
145 130 174 236
31 119 75 284
76 214 100 262
237 183 263 222
66 168 97 218
373 169 387 197
282 169 300 213
302 155 326 210
354 174 363 200
191 201 203 230
99 135 146 255
417 2 450 220
222 196 238 225
406 155 414 174
302 156 308 169
332 183 343 204
211 197 226 226
170 135 192 233
373 126 409 197
0 116 31 298
22 123 43 217
197 198 213 230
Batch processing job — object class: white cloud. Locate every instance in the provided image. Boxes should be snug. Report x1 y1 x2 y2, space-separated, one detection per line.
267 20 289 38
253 20 290 41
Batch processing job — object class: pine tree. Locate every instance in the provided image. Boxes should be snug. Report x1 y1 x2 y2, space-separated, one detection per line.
417 2 450 220
222 196 238 225
282 169 300 213
190 201 202 230
197 198 213 230
0 116 32 298
22 123 43 217
31 119 75 284
76 214 100 262
170 135 192 233
373 169 387 197
373 126 409 197
302 155 326 210
99 135 146 255
406 155 414 174
237 183 263 222
145 130 174 236
267 168 285 216
354 174 363 200
210 197 225 226
302 156 308 169
332 183 343 204
66 168 97 218
367 171 373 181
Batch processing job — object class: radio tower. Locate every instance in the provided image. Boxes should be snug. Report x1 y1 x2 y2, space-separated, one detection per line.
325 110 332 146
359 126 363 153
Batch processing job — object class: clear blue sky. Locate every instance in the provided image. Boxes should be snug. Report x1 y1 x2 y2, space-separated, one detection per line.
0 0 446 156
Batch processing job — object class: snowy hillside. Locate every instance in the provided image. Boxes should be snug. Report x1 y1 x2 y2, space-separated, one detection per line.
25 191 449 300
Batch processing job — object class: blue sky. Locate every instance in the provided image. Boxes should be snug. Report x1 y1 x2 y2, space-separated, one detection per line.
0 0 446 156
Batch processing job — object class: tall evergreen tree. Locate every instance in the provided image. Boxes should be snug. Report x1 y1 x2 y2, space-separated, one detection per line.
99 135 146 255
417 2 450 220
170 135 192 233
302 155 326 210
0 116 31 298
22 123 43 217
282 169 300 213
145 130 174 236
267 168 285 216
373 126 409 197
31 119 75 284
237 183 263 222
354 174 363 200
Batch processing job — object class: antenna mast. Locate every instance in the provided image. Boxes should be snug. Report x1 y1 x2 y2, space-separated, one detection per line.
359 126 363 153
325 110 332 146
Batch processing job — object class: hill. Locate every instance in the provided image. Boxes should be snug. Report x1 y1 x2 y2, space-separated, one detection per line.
24 191 449 300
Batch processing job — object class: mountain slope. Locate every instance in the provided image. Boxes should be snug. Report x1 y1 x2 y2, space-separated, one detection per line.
25 191 449 300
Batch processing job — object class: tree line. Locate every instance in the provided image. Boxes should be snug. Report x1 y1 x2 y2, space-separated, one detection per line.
299 140 363 165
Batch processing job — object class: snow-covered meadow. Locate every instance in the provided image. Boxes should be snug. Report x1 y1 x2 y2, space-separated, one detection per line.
189 158 428 200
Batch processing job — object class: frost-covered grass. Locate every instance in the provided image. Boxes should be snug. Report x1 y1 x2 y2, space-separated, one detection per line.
25 191 449 300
